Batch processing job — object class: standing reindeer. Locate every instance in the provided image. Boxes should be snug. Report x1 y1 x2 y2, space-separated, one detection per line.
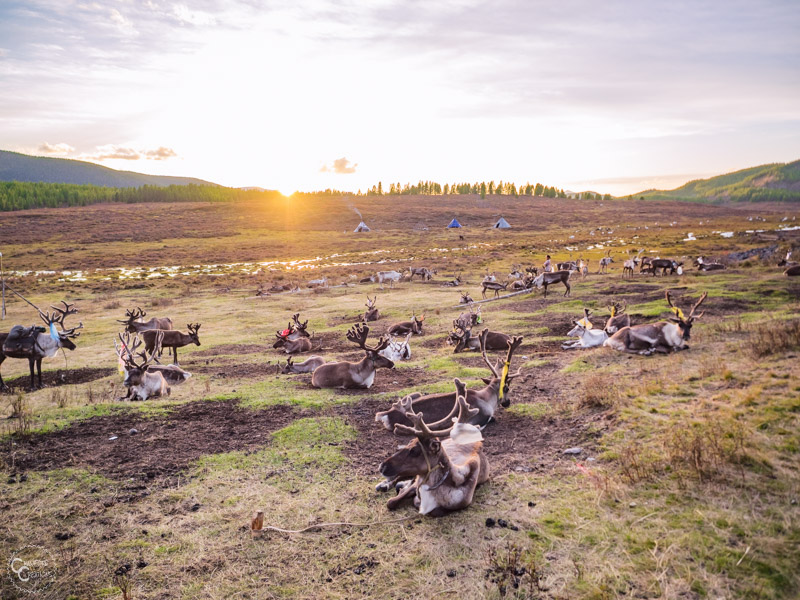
604 291 708 355
376 329 523 431
0 301 83 390
481 280 509 299
141 323 201 365
117 306 173 333
311 324 394 388
363 296 380 322
532 270 571 297
378 380 489 517
598 250 614 274
622 250 643 278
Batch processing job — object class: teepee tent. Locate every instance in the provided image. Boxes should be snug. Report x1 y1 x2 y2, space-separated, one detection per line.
446 218 462 228
493 217 511 229
354 221 370 232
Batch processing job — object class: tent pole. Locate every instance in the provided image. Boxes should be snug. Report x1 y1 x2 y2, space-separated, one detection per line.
1 251 5 319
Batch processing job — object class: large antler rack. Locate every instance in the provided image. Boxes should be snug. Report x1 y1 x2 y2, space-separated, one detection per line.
39 300 83 337
393 379 478 439
116 331 162 370
346 323 389 353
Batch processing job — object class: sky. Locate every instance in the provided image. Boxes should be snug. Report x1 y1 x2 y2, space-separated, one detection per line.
1 0 799 196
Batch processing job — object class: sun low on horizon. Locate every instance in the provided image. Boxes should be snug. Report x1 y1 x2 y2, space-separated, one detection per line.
1 0 798 196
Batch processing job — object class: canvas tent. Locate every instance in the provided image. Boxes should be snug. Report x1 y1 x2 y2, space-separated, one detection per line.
354 221 370 232
446 218 462 228
493 217 511 229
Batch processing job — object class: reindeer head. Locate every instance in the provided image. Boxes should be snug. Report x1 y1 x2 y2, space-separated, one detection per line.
115 331 160 387
412 313 425 333
187 323 202 346
346 323 394 369
291 313 310 338
39 301 83 350
379 379 480 481
665 290 708 340
280 356 295 374
460 292 473 304
117 306 146 332
478 329 523 406
365 296 377 310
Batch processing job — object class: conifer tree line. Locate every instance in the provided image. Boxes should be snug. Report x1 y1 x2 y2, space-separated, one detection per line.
361 180 576 199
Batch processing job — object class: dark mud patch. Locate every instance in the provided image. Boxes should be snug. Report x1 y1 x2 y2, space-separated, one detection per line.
598 283 663 295
194 344 266 357
339 394 607 479
2 400 304 484
1 367 115 393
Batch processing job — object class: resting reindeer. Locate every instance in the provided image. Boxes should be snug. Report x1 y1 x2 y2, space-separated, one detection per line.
455 304 482 331
376 329 523 431
141 323 201 365
117 306 173 334
408 267 435 281
604 301 631 334
280 355 325 374
562 309 608 349
604 291 707 355
378 381 489 517
363 296 379 322
442 273 463 287
481 280 509 299
694 256 726 271
459 291 473 304
451 326 511 353
532 270 571 297
388 313 424 336
0 301 83 390
115 331 170 401
311 324 394 389
380 333 412 361
273 313 313 354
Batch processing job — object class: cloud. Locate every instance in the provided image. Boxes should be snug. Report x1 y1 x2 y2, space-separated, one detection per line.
37 142 75 156
82 145 178 161
320 157 358 174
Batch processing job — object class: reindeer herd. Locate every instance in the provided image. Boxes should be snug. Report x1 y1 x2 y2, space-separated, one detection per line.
0 242 796 519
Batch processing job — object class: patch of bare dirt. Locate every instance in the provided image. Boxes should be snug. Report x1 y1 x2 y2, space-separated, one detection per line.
1 367 115 393
194 344 265 357
2 400 304 484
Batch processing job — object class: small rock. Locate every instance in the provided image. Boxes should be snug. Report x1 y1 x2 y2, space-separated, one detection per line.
587 457 596 462
485 517 496 528
129 428 138 435
19 473 27 482
527 501 536 507
54 532 74 540
497 518 508 528
7 476 16 484
136 559 149 569
791 498 797 505
109 435 118 441
629 502 637 508
90 487 98 493
190 503 201 512
447 569 457 578
563 447 582 455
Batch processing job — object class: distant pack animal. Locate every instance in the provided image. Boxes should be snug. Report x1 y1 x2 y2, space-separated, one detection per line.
649 258 683 276
481 280 509 299
378 381 489 517
622 250 643 278
408 267 435 281
141 323 201 365
0 301 83 390
604 291 707 355
598 250 614 274
372 271 402 288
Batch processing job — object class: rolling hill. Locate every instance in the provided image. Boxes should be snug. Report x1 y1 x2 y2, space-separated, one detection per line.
637 160 800 202
0 150 218 188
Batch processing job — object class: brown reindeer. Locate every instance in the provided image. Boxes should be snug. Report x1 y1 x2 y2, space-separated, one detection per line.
459 291 473 304
604 291 707 355
117 306 173 333
532 270 571 297
388 314 425 336
450 326 510 353
0 301 83 390
141 323 201 365
378 380 489 517
604 301 631 334
376 329 523 431
273 313 312 353
785 265 800 276
481 280 509 299
363 296 379 322
311 324 394 389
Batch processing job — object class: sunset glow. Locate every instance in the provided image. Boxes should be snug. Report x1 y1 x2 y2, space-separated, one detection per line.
1 1 798 195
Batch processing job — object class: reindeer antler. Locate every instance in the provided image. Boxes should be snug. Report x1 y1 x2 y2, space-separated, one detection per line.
346 323 390 353
665 290 685 320
479 329 500 378
394 379 477 438
688 292 708 319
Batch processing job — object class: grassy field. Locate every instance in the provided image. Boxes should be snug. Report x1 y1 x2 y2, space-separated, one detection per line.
1 195 799 599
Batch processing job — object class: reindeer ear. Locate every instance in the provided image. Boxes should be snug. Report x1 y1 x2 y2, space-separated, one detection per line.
481 377 492 385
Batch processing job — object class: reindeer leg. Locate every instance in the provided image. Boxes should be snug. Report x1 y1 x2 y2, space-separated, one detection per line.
386 476 420 510
36 357 43 389
564 281 570 296
0 355 7 391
